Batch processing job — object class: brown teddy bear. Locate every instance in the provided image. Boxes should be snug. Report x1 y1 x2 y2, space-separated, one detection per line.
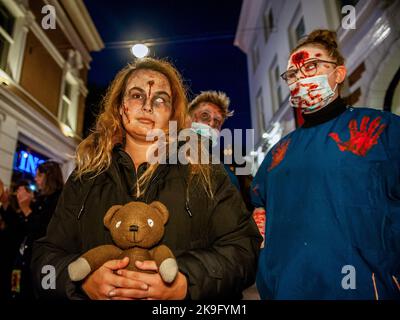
68 201 178 283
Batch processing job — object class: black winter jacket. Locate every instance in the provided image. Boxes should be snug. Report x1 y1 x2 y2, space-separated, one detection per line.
1 190 61 299
31 145 261 300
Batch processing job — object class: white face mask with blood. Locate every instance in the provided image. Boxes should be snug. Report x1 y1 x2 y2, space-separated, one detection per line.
191 122 219 147
289 70 338 113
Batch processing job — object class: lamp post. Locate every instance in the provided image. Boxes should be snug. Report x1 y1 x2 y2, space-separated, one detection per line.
130 43 149 58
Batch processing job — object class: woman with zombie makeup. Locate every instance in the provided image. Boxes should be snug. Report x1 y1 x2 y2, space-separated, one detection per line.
31 58 261 300
251 30 400 299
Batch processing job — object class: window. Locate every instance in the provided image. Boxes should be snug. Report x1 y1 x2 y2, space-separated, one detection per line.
392 80 400 116
0 2 15 71
59 76 78 132
251 44 260 72
295 18 305 43
288 5 306 50
269 57 283 114
263 8 274 42
274 65 282 105
255 89 266 133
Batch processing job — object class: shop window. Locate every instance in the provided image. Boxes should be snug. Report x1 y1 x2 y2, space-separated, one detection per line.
288 5 306 50
294 18 305 43
252 44 260 72
263 7 274 43
59 75 79 132
12 141 48 191
256 88 266 133
348 62 365 87
269 56 283 114
0 2 15 72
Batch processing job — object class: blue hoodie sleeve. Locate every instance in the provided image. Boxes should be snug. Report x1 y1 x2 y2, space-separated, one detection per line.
383 112 400 254
250 153 271 209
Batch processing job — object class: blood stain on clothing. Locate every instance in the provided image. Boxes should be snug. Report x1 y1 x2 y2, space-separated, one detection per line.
329 116 386 156
268 139 291 171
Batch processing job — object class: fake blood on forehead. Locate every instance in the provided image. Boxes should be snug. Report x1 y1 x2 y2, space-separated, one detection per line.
148 80 155 98
291 50 310 67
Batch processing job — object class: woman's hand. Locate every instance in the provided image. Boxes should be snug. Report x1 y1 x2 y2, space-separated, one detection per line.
110 260 188 300
0 180 9 209
81 257 149 300
0 179 4 199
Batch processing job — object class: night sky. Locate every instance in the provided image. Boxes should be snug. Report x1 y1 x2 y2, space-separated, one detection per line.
83 0 251 137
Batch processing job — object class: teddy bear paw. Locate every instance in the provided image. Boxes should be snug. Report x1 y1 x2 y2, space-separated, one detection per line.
68 257 91 281
159 258 178 283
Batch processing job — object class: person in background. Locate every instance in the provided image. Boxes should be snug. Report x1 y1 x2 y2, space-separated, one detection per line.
0 161 63 300
0 178 15 300
188 90 240 190
251 29 400 299
0 180 33 299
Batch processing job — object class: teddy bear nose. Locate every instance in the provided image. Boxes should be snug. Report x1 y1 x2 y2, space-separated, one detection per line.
129 224 139 232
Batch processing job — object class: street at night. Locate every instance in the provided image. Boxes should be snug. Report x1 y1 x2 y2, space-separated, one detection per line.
0 0 399 314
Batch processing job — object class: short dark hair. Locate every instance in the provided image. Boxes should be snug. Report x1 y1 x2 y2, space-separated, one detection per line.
37 161 64 195
14 180 31 192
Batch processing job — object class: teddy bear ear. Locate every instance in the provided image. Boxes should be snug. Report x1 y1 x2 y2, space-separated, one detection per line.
103 205 123 229
149 201 169 224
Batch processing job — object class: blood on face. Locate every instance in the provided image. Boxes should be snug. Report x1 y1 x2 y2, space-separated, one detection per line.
290 86 300 96
147 80 155 98
291 50 310 68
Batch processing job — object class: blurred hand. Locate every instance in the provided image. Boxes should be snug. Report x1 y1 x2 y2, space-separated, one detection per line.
81 257 149 300
253 207 266 248
111 260 187 300
0 180 10 209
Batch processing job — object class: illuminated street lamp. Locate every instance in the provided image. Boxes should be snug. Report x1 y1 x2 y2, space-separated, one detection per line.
130 43 149 58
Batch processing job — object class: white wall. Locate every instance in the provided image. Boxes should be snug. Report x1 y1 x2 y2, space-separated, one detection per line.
0 110 18 189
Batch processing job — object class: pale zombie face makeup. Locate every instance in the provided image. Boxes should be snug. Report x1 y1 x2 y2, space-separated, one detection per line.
192 103 224 131
283 47 339 113
120 69 172 139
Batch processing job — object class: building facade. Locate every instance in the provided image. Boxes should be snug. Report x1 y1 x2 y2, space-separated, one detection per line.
0 0 103 190
234 0 400 173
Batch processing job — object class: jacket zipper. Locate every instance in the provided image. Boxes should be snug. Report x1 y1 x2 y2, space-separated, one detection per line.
372 273 379 300
77 177 97 220
392 275 400 292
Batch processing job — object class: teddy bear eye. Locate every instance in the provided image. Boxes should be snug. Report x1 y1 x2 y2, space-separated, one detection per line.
147 219 154 227
116 221 122 228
